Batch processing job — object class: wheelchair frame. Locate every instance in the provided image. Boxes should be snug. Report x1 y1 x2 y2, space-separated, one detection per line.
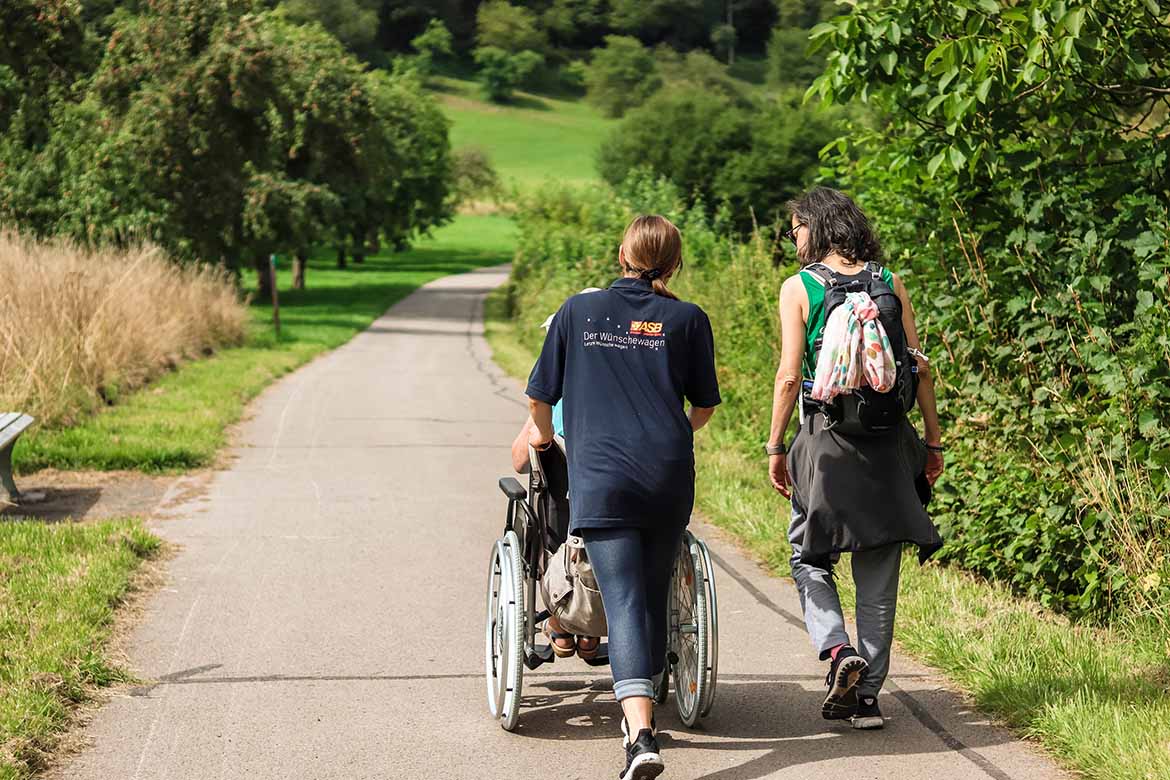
486 442 719 731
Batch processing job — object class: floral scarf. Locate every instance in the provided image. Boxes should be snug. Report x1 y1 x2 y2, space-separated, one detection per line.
810 291 896 402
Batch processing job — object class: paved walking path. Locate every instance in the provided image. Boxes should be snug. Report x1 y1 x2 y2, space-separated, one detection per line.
55 267 1066 780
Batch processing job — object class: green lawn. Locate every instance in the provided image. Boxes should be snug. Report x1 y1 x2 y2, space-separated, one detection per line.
16 215 516 473
435 76 613 189
0 519 160 780
482 285 1170 780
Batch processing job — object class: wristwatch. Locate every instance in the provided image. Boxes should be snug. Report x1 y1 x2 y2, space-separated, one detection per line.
765 442 786 456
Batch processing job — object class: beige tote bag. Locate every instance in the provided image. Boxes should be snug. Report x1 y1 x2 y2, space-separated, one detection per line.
539 536 608 637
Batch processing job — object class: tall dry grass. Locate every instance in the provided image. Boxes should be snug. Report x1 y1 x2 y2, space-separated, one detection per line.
0 231 248 427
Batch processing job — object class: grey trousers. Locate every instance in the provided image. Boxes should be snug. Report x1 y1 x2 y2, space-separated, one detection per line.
788 502 902 697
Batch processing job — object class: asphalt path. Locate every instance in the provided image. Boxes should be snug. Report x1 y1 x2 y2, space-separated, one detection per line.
54 266 1066 780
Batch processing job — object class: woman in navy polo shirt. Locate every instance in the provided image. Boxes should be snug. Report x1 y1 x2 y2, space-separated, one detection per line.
526 215 720 780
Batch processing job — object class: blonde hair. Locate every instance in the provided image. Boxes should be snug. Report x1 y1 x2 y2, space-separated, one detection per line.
621 215 682 300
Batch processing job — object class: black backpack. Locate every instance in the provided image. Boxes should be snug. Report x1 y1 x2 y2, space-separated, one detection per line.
803 261 918 436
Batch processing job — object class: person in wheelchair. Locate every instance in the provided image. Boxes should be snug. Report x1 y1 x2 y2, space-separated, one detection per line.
526 215 720 780
510 403 601 660
511 291 604 660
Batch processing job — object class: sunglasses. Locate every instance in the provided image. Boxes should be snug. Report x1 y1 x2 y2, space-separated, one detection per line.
783 223 805 246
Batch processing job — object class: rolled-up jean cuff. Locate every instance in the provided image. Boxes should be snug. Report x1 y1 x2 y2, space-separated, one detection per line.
613 678 654 701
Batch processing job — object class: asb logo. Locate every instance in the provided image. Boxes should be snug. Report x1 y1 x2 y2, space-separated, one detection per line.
630 320 664 336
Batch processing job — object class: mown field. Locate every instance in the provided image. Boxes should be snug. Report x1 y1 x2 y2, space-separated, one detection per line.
435 76 616 189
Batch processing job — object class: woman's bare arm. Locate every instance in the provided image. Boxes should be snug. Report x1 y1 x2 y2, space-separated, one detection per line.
689 406 716 431
893 274 944 483
767 276 809 496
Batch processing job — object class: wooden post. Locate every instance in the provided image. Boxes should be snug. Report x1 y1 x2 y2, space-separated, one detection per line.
269 254 281 337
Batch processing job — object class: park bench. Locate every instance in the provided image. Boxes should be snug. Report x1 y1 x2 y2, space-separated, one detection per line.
0 412 34 505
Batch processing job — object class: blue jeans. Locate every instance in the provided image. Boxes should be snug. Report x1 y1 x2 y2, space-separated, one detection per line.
581 525 685 701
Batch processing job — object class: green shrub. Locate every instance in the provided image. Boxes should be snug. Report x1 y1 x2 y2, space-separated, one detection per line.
476 0 546 54
656 48 750 105
450 146 501 205
806 0 1170 618
410 18 453 78
583 35 662 118
473 46 543 102
504 151 1170 626
598 90 841 232
766 26 826 88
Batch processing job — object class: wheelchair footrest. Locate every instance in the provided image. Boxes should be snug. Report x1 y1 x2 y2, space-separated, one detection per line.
526 644 555 670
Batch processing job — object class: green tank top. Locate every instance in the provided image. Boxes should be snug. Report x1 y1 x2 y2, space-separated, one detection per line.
799 264 895 378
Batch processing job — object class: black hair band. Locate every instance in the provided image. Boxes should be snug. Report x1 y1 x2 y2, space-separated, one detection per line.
640 268 662 281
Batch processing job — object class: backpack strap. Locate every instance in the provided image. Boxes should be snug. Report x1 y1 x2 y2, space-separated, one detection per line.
800 263 833 287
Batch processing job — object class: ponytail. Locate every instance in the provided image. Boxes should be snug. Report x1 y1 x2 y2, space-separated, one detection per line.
622 215 682 300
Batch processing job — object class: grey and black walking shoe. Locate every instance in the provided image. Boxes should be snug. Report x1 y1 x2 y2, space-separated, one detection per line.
620 716 657 748
822 646 868 720
852 694 885 730
619 729 664 780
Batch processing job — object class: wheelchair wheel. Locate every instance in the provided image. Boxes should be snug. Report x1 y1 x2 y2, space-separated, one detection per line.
696 538 719 718
670 531 708 727
484 530 525 731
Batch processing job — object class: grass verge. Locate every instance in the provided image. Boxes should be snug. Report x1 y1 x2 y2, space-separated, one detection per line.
482 284 1170 780
0 519 161 780
434 76 615 190
16 214 517 473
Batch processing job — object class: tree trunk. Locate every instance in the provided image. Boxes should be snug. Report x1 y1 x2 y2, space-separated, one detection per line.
352 228 365 263
254 255 272 300
292 251 307 290
336 246 347 269
727 2 736 65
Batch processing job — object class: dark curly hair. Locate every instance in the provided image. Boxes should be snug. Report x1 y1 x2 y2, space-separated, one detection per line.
786 187 882 268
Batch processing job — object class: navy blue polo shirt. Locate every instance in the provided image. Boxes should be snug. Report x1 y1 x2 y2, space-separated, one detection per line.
526 278 721 531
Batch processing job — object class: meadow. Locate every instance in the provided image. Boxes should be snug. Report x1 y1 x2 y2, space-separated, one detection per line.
435 76 616 190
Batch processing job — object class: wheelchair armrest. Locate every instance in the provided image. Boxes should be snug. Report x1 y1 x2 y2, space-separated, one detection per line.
498 477 527 502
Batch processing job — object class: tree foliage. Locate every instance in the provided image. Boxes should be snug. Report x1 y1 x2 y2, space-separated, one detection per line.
598 90 840 232
811 0 1170 615
583 35 662 118
410 18 454 77
473 45 543 101
0 0 453 287
281 0 381 57
477 0 547 53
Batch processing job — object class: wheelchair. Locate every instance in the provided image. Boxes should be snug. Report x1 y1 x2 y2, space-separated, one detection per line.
486 439 720 731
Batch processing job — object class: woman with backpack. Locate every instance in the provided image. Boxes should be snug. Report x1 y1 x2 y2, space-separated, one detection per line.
765 187 945 730
526 215 721 780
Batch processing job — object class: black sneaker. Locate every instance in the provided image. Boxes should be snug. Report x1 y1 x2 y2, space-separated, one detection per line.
852 694 884 730
620 716 657 748
619 729 664 780
822 646 869 720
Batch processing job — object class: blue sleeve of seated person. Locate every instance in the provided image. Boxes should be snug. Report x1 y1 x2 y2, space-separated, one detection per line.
552 400 565 438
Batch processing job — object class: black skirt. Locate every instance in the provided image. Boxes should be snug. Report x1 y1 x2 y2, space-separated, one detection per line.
787 412 943 566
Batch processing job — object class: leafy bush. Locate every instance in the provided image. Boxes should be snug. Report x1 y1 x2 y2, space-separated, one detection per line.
807 0 1170 617
476 0 547 54
474 46 543 102
0 0 454 287
583 35 662 118
656 48 750 105
766 26 826 88
410 18 453 78
450 146 501 205
598 90 841 232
